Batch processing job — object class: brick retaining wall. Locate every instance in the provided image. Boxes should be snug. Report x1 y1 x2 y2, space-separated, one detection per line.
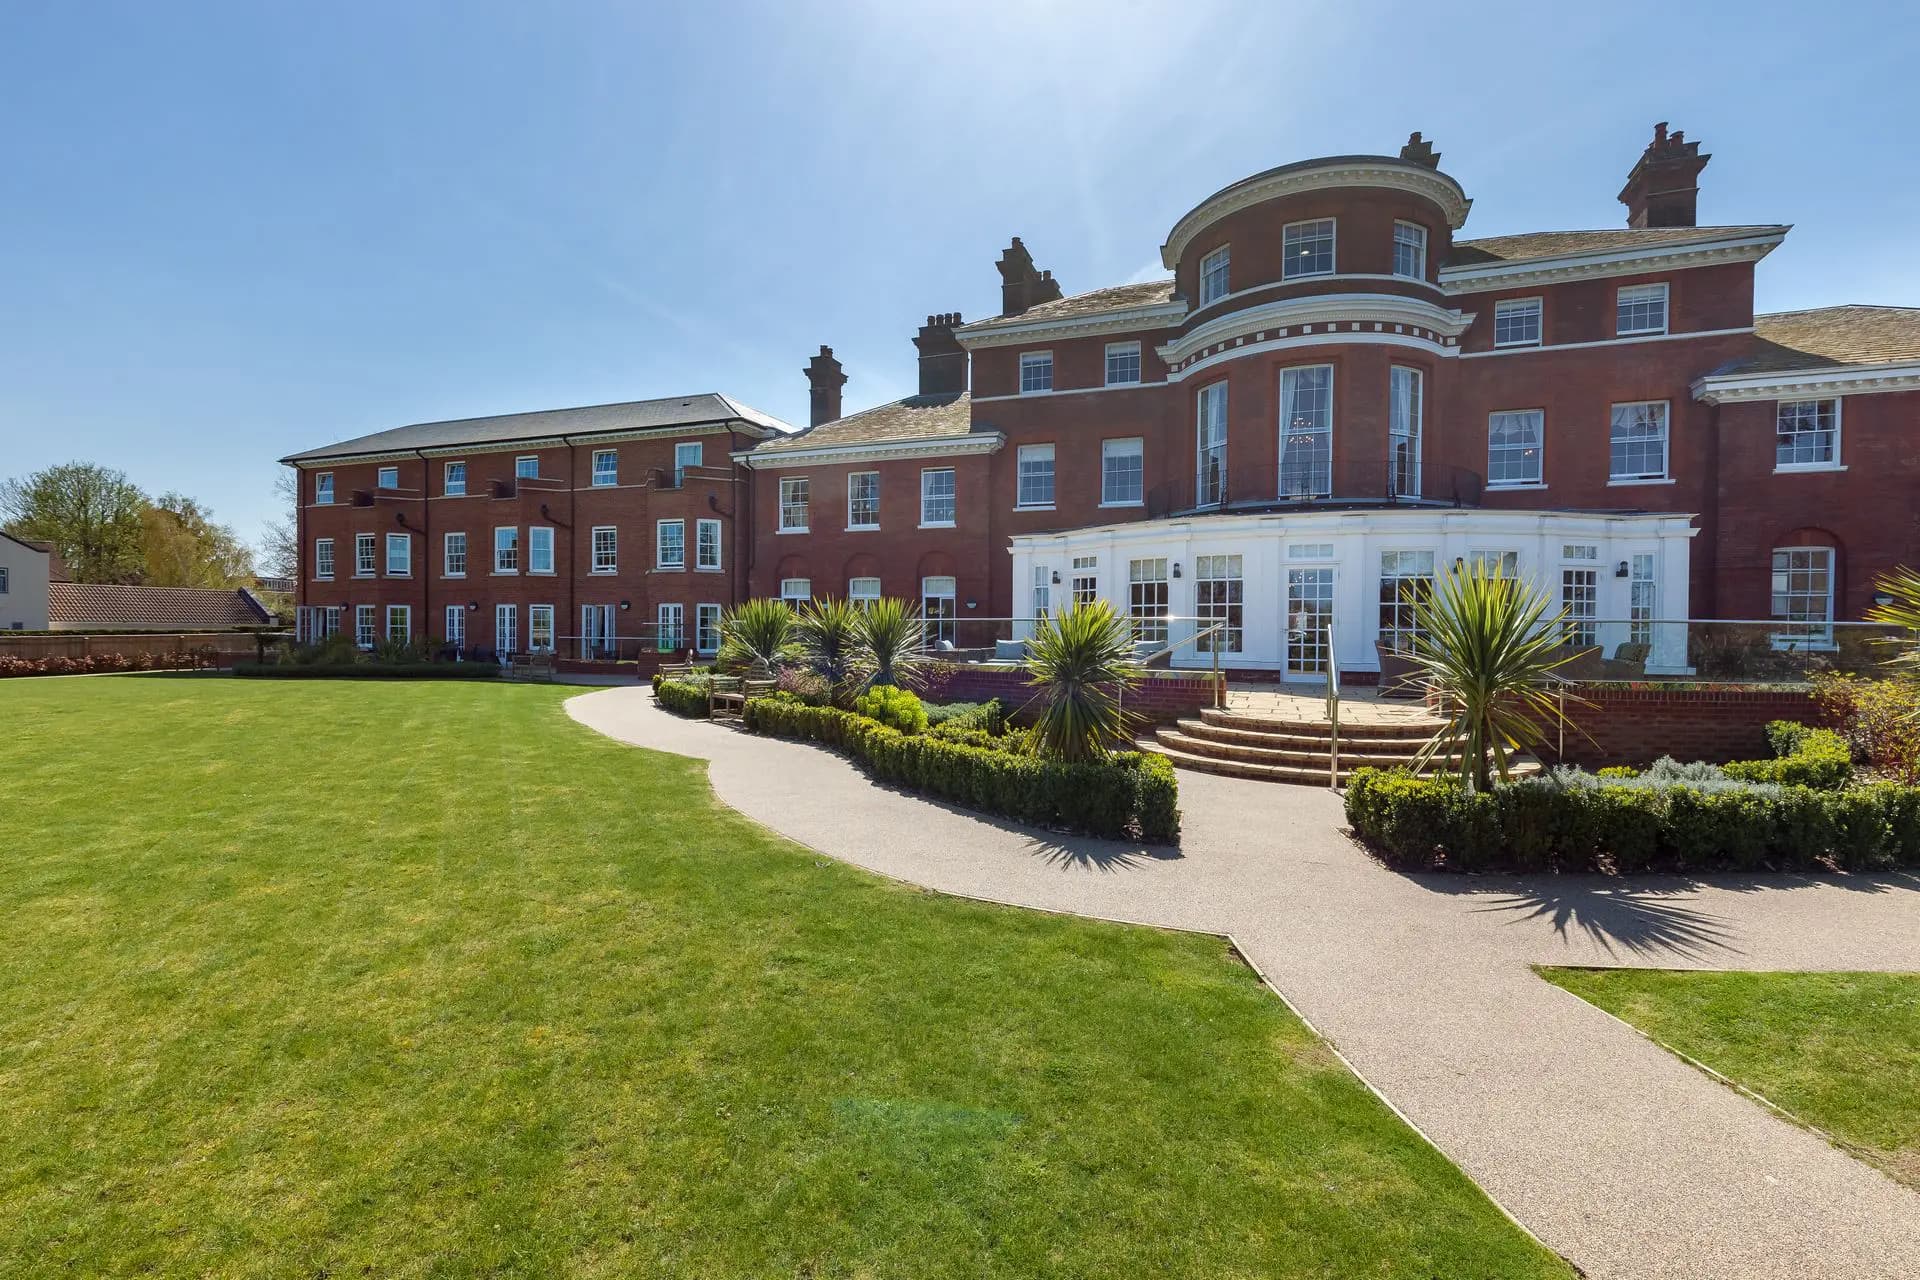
922 663 1220 725
1541 683 1819 768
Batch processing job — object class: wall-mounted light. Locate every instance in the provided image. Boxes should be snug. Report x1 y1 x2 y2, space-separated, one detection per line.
1051 570 1061 584
619 600 632 611
965 600 977 610
1172 562 1183 578
467 601 478 611
1615 561 1631 578
1874 591 1896 607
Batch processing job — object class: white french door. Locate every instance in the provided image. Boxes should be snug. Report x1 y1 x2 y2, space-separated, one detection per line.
581 604 616 659
1285 568 1335 678
495 603 517 658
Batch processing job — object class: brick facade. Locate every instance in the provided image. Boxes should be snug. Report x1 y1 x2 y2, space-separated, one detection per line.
1538 685 1819 768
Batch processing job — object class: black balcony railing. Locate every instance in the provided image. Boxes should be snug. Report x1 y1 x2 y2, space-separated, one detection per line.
1145 459 1484 517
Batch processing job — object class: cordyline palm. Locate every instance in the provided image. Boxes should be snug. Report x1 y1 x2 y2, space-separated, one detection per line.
853 596 927 690
1407 561 1586 792
717 598 800 674
1866 566 1920 688
796 596 862 698
1024 600 1143 762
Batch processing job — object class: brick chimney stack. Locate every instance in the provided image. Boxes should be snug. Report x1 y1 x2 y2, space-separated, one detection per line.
996 237 1064 317
804 345 847 427
1618 122 1711 229
912 313 967 396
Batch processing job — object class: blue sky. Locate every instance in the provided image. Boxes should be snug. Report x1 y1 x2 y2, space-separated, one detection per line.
3 0 1915 554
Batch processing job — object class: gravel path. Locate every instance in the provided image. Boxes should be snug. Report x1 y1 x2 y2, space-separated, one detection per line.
569 688 1920 1280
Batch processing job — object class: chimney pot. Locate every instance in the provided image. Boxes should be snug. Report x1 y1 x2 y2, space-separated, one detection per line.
803 346 848 427
1618 121 1710 228
995 236 1064 317
913 311 968 397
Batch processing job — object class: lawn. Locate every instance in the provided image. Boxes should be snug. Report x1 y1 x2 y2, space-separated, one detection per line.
1 676 1569 1278
1544 967 1920 1188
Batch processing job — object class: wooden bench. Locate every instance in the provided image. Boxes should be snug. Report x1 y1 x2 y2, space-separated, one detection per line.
505 652 556 682
657 661 700 680
709 674 777 719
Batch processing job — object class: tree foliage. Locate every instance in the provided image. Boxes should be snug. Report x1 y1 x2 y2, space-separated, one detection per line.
716 598 801 674
851 596 927 690
1023 600 1143 763
0 462 148 583
140 492 255 588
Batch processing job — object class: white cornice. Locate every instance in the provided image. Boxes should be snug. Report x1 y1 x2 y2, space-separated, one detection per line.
1692 360 1920 404
1460 326 1755 360
1439 230 1786 295
737 432 1005 469
1161 160 1471 268
1157 293 1472 368
954 301 1189 350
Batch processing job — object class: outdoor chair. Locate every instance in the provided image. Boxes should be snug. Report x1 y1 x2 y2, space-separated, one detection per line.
1374 641 1425 699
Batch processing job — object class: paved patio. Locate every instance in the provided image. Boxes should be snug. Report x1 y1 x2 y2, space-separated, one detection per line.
567 687 1920 1280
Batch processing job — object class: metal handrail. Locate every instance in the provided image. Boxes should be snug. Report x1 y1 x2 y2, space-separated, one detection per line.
1135 621 1229 709
1325 623 1340 788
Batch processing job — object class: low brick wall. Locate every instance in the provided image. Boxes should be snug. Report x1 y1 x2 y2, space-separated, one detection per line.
1541 683 1819 768
923 663 1220 725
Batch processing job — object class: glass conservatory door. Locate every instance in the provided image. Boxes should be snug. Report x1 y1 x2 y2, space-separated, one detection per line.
1285 568 1334 677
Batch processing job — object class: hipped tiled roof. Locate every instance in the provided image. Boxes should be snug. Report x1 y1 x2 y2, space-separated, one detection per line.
1715 305 1920 374
963 279 1180 332
1446 225 1786 268
48 582 272 629
750 391 978 454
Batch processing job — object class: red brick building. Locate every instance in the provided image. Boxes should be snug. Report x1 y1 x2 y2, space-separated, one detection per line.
286 123 1920 677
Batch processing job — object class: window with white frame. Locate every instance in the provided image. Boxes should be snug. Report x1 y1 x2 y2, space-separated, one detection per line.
1105 341 1141 386
1199 245 1231 305
1282 218 1335 278
1630 553 1658 645
1032 564 1052 621
1488 410 1545 485
1616 282 1668 336
444 604 466 649
779 476 809 531
444 461 465 496
1019 351 1053 394
1468 550 1520 579
528 525 555 574
657 602 684 649
1289 543 1335 560
1772 547 1835 642
355 604 376 649
1128 558 1168 645
1196 381 1227 506
656 519 685 569
1102 438 1143 505
315 472 334 505
591 526 617 574
695 518 722 570
592 449 618 486
1194 554 1243 654
1070 554 1098 608
495 603 517 655
1776 399 1840 468
1378 550 1435 654
377 465 399 489
317 606 339 638
695 603 722 654
1392 221 1427 279
385 532 410 576
386 604 411 644
443 531 467 577
847 471 880 528
1493 297 1542 347
1562 543 1599 562
922 576 957 646
355 533 376 577
1016 444 1054 507
1279 364 1334 498
849 576 880 606
1609 401 1669 481
515 455 539 480
493 526 518 573
314 537 334 580
920 468 955 526
779 578 811 607
674 441 701 485
1389 366 1422 496
1561 567 1599 647
528 604 555 653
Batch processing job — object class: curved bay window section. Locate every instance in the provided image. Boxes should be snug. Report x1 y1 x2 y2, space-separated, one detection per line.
1278 365 1333 499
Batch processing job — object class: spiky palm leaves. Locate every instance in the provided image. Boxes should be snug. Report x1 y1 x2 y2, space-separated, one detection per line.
795 596 862 701
1866 566 1920 686
1407 561 1585 792
1023 600 1143 762
852 596 927 690
717 598 800 675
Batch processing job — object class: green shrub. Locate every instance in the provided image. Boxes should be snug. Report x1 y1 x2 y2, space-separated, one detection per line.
232 662 497 680
1596 765 1639 780
1724 725 1853 790
924 699 1006 735
1766 719 1812 756
653 677 711 717
742 696 1178 842
854 685 928 734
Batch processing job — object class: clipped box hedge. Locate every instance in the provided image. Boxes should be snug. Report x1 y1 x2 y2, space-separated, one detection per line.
1344 767 1920 875
233 662 500 680
739 695 1179 843
651 676 713 717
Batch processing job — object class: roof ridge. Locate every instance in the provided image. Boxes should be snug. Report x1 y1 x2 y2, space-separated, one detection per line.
386 393 728 432
1457 223 1785 243
1757 303 1920 319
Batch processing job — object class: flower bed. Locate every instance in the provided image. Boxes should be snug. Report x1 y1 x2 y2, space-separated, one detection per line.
740 695 1179 843
232 662 500 680
0 650 217 678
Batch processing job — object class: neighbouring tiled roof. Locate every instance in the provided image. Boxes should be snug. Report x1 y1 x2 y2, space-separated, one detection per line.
750 391 977 454
1446 225 1786 268
0 531 67 580
1710 305 1920 375
281 393 795 464
964 279 1180 331
48 582 272 629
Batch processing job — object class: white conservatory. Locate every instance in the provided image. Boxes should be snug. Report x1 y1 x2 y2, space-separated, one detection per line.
1009 507 1696 679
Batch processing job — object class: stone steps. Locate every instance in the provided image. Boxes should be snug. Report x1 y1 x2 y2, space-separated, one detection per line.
1139 704 1537 787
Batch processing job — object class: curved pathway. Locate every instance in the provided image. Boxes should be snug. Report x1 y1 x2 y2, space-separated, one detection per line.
569 687 1920 1280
